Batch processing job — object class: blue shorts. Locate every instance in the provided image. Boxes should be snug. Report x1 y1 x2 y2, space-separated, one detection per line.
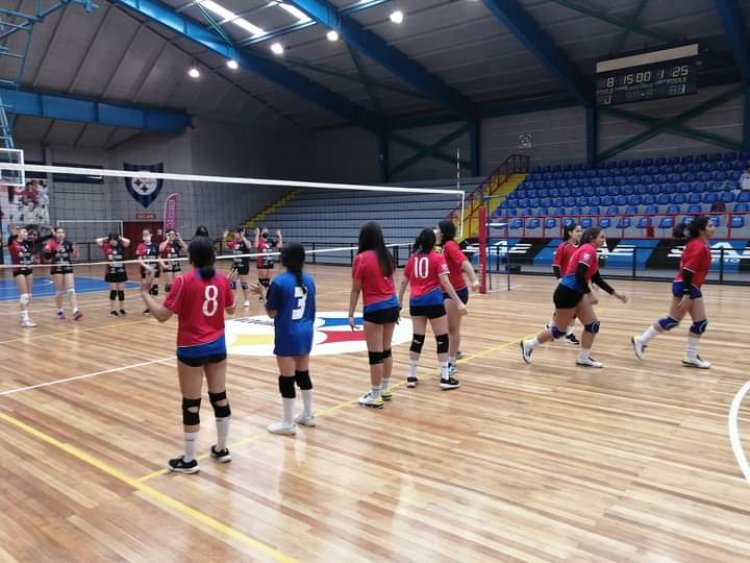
177 335 227 367
410 288 444 308
672 281 702 299
442 287 469 304
274 326 314 357
363 294 399 314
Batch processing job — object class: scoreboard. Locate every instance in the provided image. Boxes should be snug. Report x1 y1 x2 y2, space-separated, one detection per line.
596 44 699 107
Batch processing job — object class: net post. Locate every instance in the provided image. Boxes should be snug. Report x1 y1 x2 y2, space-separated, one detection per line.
478 200 488 295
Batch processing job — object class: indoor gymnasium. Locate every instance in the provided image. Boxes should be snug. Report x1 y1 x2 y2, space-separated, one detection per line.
2 0 750 560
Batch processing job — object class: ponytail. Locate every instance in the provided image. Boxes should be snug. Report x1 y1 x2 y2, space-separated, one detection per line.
413 227 436 254
281 243 307 295
675 215 710 239
188 237 216 279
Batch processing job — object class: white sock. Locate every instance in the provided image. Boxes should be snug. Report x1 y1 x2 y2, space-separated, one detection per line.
215 417 230 450
382 377 391 391
687 335 700 360
183 431 199 462
371 385 381 399
566 323 575 336
440 361 450 380
448 355 457 365
408 360 418 378
528 337 540 349
579 348 591 361
301 389 314 418
639 326 659 345
282 397 295 425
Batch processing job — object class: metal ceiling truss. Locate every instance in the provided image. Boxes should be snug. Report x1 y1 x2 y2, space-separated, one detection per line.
389 123 471 178
611 0 650 55
286 0 476 120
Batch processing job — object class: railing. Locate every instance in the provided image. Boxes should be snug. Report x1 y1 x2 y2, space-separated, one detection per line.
491 211 749 240
446 153 530 234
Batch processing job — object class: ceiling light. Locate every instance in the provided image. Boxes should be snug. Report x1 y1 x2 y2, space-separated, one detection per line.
326 30 339 42
197 0 236 21
274 2 312 23
226 59 239 70
389 10 404 24
270 42 284 55
188 66 200 79
234 17 266 37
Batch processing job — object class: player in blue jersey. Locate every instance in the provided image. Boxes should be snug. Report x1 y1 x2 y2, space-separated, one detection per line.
254 243 317 436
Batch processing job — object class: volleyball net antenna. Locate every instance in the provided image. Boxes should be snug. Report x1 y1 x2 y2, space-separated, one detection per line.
476 194 513 293
0 151 465 271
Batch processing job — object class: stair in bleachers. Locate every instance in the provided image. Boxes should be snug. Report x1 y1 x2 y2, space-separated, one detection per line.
243 189 300 230
497 151 750 239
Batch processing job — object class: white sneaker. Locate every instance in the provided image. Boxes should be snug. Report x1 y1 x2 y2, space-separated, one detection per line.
448 363 458 377
20 319 37 328
682 356 711 369
631 336 647 361
358 392 384 409
267 421 297 435
243 300 250 308
294 414 316 427
576 355 603 368
520 340 533 364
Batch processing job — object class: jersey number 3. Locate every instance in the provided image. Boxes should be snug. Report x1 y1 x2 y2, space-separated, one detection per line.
292 286 307 320
202 285 219 317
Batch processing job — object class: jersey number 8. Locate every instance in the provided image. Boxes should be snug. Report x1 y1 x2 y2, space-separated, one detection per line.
202 285 219 317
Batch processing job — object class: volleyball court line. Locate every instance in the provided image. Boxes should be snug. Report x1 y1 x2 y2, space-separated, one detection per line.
729 381 750 484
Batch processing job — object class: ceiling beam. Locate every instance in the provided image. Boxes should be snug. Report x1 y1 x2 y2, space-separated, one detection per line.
482 0 593 106
713 0 750 84
113 0 382 133
286 0 476 120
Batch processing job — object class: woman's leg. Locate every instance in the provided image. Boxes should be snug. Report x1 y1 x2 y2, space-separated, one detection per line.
381 322 396 398
429 314 457 387
15 274 32 324
172 360 204 471
293 355 314 421
360 321 385 406
204 360 231 457
523 307 576 361
53 273 64 314
64 273 80 317
684 298 710 368
268 355 298 434
239 274 251 306
574 298 602 367
407 316 428 386
445 297 462 370
109 282 118 314
632 296 687 360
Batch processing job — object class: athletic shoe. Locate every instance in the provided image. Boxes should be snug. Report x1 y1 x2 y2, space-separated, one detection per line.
210 445 231 463
294 414 316 427
545 322 551 330
520 340 533 364
564 333 580 346
576 356 603 368
119 309 127 316
142 309 151 316
267 421 297 435
682 356 711 369
72 310 83 321
56 311 65 320
243 300 250 308
631 336 647 361
168 456 199 474
456 350 464 360
110 310 119 317
381 387 393 401
440 377 461 390
358 392 384 409
20 319 37 328
448 363 458 377
407 376 419 388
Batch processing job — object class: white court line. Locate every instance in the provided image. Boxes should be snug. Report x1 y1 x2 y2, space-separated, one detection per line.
0 357 174 397
728 380 750 484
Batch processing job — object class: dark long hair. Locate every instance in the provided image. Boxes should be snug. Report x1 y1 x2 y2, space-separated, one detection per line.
194 225 209 238
437 220 456 243
580 227 601 246
413 227 436 254
189 236 216 279
562 221 578 242
674 216 710 239
281 243 307 295
358 221 394 277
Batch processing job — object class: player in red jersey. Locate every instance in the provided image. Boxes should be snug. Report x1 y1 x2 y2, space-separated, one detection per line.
140 236 237 474
159 229 186 295
44 227 82 321
96 232 131 317
521 227 627 368
8 225 37 327
548 222 582 345
255 226 282 292
632 216 716 368
224 227 253 309
348 221 400 409
136 228 161 315
436 220 479 377
398 228 467 390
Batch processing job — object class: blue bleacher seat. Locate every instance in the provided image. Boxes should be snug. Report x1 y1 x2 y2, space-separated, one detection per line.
617 217 632 229
658 216 674 229
602 195 614 206
551 197 563 207
563 217 576 227
681 155 694 164
647 184 661 195
588 206 601 215
579 217 593 228
738 191 750 203
666 204 681 215
570 207 583 215
696 154 707 163
589 195 602 206
720 191 736 203
625 205 639 215
730 215 745 229
628 195 642 205
688 203 703 214
657 194 671 205
724 152 738 161
528 218 541 229
668 156 680 165
599 217 612 229
710 216 721 227
672 193 686 205
687 193 701 204
554 207 565 216
645 205 658 215
655 157 667 166
615 195 628 206
538 208 549 216
521 208 533 216
709 152 722 162
637 217 652 228
606 206 620 215
591 178 602 187
687 162 700 173
545 218 558 229
676 163 687 173
702 192 718 204
510 218 524 230
735 203 750 212
642 194 656 205
506 208 518 217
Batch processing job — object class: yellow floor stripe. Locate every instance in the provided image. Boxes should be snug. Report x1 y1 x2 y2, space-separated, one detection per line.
0 411 296 563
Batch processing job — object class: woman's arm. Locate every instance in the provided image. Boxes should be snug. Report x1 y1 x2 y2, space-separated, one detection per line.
139 275 174 322
439 273 467 312
461 259 480 291
348 278 362 330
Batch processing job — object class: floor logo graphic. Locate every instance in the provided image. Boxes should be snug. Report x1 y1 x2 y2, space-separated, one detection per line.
225 311 413 356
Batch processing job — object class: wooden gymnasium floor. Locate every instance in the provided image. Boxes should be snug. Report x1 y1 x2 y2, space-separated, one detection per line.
1 264 749 562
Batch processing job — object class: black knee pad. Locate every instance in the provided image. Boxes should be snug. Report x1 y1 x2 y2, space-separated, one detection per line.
150 286 159 296
295 370 313 390
278 375 296 398
182 397 201 426
382 349 392 360
369 351 384 365
109 290 117 301
690 319 708 335
165 284 172 293
436 333 449 354
117 290 125 302
410 334 426 354
240 282 249 291
584 319 601 334
259 278 270 288
208 390 231 418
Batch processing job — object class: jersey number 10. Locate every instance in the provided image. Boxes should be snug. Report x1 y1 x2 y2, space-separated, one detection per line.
414 256 430 279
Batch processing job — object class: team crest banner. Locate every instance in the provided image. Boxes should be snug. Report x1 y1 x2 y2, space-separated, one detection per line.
124 162 164 208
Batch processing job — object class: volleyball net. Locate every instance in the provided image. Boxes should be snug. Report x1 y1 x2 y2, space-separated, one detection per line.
0 151 465 273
